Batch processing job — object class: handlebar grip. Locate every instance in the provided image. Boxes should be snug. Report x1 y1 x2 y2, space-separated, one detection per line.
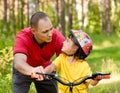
31 73 44 80
95 75 110 80
31 73 37 78
102 75 110 79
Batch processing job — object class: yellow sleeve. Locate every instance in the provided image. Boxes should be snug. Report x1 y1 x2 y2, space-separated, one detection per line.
53 53 64 71
82 61 92 83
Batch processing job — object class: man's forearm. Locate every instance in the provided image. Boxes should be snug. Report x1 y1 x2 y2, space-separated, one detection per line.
13 53 33 75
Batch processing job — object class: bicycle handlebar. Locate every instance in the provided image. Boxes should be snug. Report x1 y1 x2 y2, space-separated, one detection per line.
31 72 110 86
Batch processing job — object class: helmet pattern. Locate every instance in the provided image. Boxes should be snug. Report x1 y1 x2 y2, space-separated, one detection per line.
71 30 92 56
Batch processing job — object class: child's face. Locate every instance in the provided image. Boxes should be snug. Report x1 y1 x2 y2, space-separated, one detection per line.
61 37 79 55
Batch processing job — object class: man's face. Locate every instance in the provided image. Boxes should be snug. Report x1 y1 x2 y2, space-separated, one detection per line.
32 17 53 44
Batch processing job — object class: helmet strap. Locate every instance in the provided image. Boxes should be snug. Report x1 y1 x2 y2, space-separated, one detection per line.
63 52 74 56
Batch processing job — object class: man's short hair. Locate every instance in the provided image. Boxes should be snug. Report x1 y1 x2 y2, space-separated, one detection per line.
30 11 49 28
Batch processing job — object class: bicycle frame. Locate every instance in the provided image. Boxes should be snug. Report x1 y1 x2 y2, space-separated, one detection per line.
31 72 110 93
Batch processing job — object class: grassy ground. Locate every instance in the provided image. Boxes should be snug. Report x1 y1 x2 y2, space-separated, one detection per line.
86 33 120 93
0 32 120 93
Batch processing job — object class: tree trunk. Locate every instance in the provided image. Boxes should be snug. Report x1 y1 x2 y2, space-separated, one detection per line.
61 0 65 36
83 0 89 28
98 0 106 32
98 0 111 35
21 0 24 29
111 0 116 32
51 0 57 27
68 0 73 31
27 0 30 26
12 0 16 35
56 0 62 31
3 0 7 31
76 0 83 29
56 0 60 25
28 0 39 19
105 0 111 36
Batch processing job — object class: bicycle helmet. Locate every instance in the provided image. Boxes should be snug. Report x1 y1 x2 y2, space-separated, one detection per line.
71 30 92 56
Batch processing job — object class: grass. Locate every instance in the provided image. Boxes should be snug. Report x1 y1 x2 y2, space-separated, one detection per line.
88 57 120 93
0 32 120 93
86 33 120 93
89 80 120 93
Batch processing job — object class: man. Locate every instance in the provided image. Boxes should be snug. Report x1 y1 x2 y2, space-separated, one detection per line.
12 11 65 93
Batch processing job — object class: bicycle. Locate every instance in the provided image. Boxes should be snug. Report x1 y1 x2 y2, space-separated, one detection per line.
31 72 110 93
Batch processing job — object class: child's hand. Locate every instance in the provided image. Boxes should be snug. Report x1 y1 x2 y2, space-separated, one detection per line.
94 75 104 81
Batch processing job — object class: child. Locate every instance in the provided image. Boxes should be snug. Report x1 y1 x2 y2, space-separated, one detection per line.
43 30 100 93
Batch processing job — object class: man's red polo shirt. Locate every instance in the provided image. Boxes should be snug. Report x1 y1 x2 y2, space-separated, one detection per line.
13 27 65 67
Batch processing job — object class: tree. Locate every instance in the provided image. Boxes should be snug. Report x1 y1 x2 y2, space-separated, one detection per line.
28 0 39 19
98 0 111 35
68 0 73 31
60 0 65 36
76 0 89 29
3 0 7 31
12 0 16 35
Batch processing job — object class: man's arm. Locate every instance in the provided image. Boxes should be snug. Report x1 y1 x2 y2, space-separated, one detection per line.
13 53 44 76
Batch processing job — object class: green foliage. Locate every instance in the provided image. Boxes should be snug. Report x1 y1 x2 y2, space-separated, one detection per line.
72 10 80 30
0 31 14 50
0 47 13 74
0 20 4 32
0 74 12 93
0 47 13 93
87 1 101 33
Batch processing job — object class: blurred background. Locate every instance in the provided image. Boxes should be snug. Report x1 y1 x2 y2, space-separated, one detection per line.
0 0 120 93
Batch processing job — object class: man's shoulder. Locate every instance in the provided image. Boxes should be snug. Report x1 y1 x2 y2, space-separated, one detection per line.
52 29 65 40
53 29 62 36
17 27 32 37
15 27 33 43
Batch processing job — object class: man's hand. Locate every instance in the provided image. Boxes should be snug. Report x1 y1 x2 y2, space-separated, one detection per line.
31 66 44 80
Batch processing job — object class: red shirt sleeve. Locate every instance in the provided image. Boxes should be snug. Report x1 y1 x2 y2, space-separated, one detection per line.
13 31 28 55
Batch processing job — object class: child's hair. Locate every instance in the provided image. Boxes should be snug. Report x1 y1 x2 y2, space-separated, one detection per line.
69 30 92 59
